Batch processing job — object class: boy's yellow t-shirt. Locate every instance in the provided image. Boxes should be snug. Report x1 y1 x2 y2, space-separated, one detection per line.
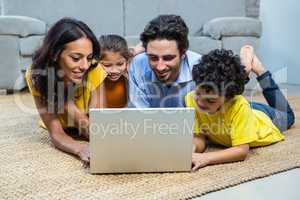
25 64 107 128
185 91 284 147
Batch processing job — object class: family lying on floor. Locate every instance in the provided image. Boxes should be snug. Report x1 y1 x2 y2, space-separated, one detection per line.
26 15 295 171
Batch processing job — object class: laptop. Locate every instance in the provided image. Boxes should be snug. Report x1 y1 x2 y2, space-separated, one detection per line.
89 107 195 174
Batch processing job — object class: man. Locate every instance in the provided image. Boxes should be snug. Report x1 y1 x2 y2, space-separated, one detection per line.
128 15 201 107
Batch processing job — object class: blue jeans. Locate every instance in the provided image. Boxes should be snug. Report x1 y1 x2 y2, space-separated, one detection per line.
249 71 295 132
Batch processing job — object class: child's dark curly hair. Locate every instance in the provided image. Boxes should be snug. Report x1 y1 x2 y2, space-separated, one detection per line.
192 49 249 99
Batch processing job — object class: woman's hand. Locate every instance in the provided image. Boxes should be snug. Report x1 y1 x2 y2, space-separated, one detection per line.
77 144 90 163
192 153 211 171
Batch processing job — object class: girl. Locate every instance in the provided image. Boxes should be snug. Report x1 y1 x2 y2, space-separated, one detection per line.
26 18 106 162
98 34 133 108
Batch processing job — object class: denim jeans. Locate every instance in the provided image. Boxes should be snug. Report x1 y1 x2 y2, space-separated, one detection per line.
249 71 295 132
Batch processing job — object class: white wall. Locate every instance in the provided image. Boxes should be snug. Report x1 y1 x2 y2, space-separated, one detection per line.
259 0 300 84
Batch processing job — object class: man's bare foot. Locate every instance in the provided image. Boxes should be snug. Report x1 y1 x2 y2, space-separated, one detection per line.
252 54 266 76
240 45 254 75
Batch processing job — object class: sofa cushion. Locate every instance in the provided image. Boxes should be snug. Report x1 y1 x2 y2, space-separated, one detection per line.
20 36 44 56
0 16 46 37
203 17 262 40
124 36 141 46
124 0 246 36
189 36 222 55
0 35 20 89
20 56 33 72
222 36 260 55
3 0 124 36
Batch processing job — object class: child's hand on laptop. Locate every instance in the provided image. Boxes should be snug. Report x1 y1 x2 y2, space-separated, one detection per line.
192 153 211 171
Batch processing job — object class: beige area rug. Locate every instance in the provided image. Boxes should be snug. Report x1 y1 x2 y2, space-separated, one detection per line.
0 93 300 200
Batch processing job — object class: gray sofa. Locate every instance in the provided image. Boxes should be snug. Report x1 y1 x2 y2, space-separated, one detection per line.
0 0 261 90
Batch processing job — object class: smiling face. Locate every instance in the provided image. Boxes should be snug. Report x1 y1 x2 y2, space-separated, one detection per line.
194 87 226 114
58 37 93 85
146 39 183 84
100 51 128 81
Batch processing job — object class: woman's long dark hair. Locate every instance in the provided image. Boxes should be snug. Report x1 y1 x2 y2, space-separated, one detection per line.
31 17 100 113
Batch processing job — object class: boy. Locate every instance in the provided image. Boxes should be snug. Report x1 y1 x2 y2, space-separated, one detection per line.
185 46 295 170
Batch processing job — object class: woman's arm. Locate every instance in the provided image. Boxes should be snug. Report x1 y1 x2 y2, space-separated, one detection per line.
64 100 90 139
64 83 106 139
33 96 90 162
192 144 249 171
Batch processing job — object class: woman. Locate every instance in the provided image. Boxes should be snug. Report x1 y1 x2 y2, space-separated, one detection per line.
26 18 106 162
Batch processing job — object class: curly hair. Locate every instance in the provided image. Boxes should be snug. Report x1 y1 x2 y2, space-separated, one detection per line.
140 15 189 54
192 49 249 99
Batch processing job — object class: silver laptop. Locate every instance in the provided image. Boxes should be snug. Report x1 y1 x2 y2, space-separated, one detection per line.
89 108 195 174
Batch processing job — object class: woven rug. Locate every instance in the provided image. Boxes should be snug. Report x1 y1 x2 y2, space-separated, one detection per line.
1 93 299 200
